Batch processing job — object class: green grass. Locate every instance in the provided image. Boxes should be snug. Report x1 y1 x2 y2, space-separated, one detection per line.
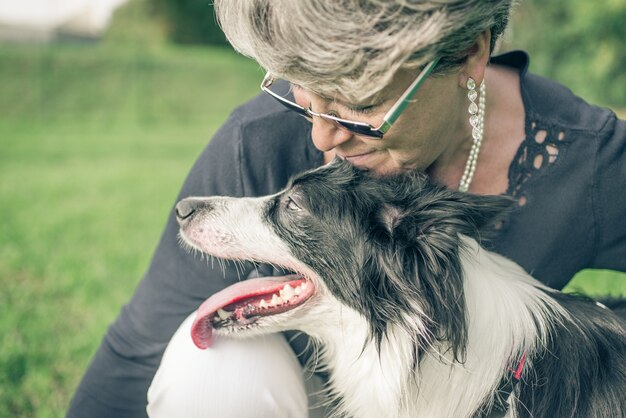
0 9 263 414
0 2 625 417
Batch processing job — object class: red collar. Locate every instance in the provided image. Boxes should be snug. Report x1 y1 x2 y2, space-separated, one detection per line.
511 352 527 380
491 352 528 417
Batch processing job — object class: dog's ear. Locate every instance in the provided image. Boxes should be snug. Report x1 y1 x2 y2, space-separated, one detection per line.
379 203 405 232
378 172 514 242
447 191 514 236
407 185 514 243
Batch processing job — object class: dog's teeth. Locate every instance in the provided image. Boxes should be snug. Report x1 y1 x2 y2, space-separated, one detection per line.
282 284 295 300
271 294 280 305
294 285 302 295
259 299 268 309
217 308 231 320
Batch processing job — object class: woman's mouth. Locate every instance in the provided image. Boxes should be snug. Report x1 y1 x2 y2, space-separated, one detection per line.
339 150 379 167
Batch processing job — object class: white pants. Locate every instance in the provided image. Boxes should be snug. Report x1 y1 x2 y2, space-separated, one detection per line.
147 313 329 418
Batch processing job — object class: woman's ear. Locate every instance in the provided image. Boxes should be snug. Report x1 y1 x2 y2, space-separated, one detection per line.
458 30 492 89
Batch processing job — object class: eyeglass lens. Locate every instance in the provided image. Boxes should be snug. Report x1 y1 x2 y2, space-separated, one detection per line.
265 79 383 138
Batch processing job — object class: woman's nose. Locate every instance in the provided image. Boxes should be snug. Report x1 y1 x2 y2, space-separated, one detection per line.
294 88 355 151
310 118 354 152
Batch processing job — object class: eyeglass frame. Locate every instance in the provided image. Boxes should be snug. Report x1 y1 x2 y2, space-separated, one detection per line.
260 57 440 139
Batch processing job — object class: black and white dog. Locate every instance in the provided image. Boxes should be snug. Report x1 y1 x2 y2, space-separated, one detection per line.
176 159 626 418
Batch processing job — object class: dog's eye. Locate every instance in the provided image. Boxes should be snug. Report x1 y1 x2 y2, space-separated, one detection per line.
286 197 302 212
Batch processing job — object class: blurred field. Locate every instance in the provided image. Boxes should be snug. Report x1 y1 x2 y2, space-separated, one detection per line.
0 3 262 415
0 1 624 417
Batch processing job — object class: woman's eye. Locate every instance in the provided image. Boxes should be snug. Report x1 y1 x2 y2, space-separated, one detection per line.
286 197 302 212
349 105 376 115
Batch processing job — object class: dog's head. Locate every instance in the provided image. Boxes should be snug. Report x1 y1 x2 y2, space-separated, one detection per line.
177 159 512 357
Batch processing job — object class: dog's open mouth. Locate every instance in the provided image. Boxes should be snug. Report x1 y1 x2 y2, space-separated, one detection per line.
191 275 315 349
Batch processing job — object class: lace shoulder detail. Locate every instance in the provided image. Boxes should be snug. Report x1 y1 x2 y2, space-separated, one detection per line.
506 118 569 202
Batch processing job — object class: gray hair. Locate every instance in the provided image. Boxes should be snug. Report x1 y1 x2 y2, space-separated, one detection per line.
214 0 513 102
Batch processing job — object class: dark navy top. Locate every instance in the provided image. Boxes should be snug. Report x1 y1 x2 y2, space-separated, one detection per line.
67 51 626 417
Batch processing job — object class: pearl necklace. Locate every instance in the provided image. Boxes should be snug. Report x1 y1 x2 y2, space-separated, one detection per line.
458 80 486 192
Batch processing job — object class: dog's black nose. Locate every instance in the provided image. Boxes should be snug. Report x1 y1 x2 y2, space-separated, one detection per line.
175 199 197 221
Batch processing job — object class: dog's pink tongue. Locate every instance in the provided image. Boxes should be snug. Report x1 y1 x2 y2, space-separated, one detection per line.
191 275 300 349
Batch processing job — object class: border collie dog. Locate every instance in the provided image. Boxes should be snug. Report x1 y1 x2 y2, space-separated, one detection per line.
176 159 625 418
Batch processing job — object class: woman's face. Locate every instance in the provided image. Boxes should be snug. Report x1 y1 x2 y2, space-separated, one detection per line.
293 68 468 175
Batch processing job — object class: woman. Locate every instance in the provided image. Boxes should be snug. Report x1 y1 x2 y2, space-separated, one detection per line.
67 1 626 417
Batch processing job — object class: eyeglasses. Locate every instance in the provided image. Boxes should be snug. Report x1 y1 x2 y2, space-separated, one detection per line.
261 57 439 139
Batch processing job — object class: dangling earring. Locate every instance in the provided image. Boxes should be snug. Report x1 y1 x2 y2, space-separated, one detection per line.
459 77 486 192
